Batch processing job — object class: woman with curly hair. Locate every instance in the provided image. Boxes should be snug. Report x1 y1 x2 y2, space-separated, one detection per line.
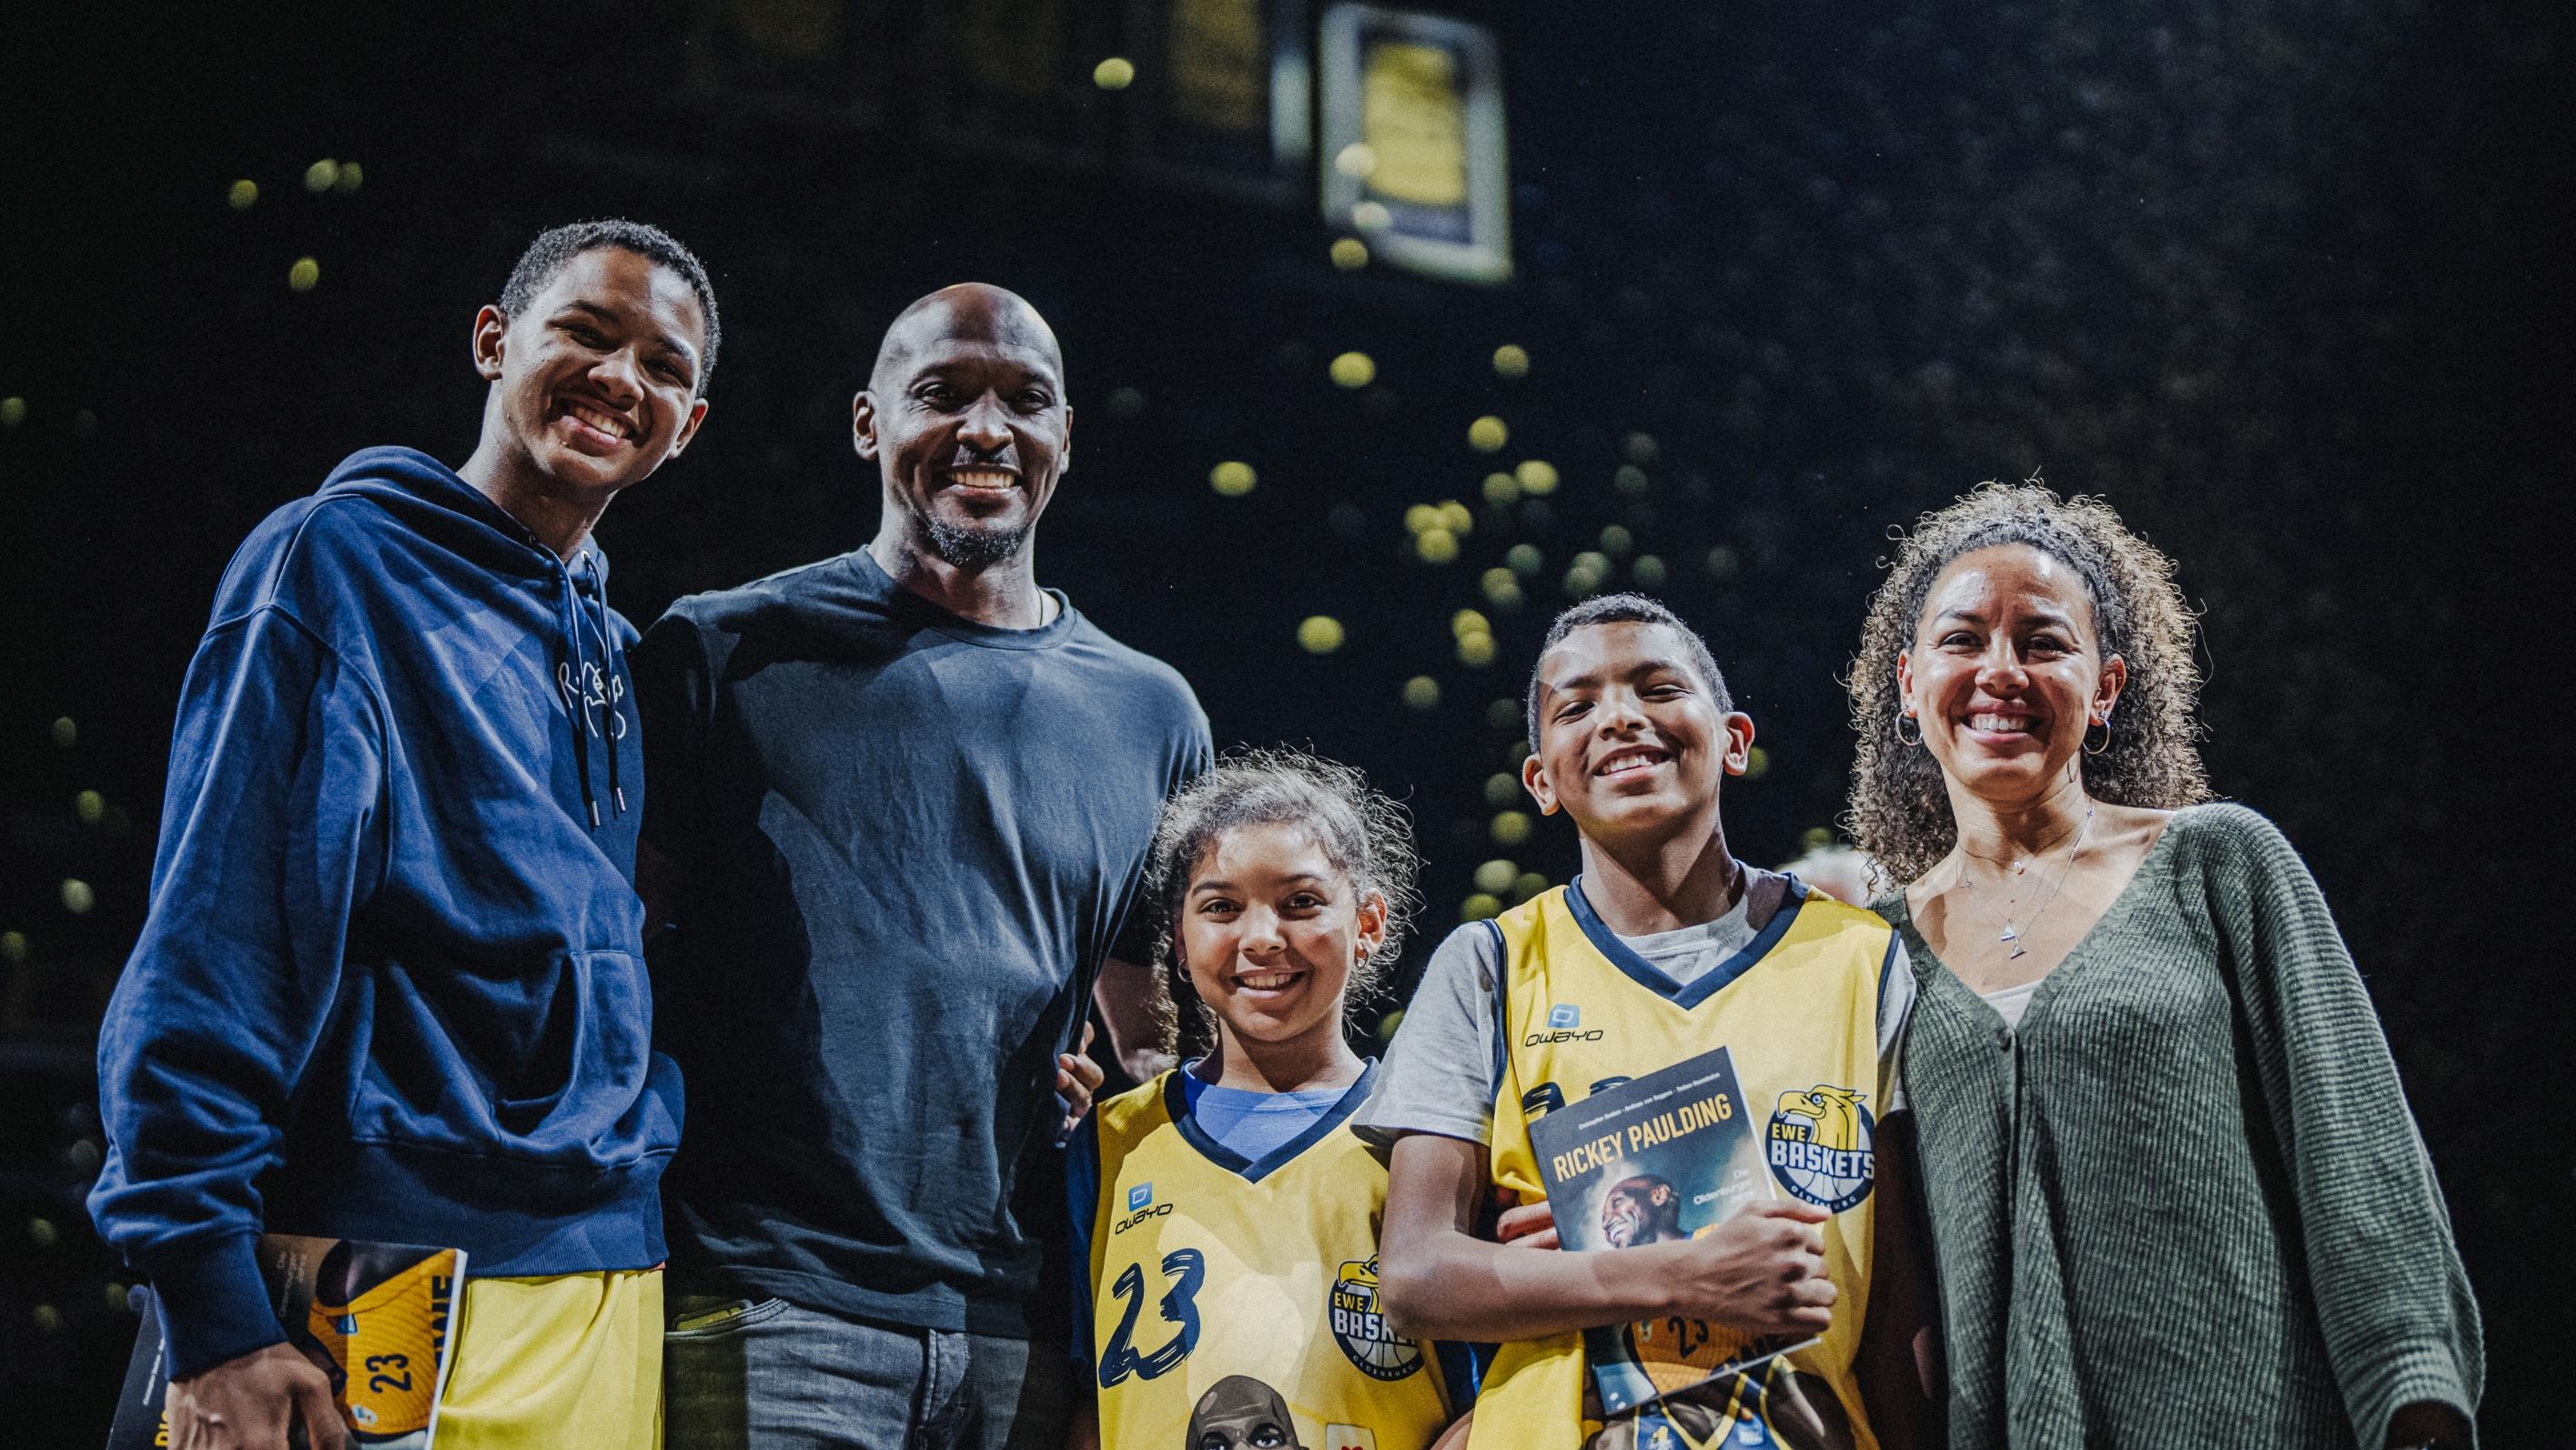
1845 482 2481 1448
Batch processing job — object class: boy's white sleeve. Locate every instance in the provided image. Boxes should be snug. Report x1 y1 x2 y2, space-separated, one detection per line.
1354 923 1505 1146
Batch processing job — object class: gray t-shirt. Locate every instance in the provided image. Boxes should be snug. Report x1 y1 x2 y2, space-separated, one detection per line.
1357 868 1913 1146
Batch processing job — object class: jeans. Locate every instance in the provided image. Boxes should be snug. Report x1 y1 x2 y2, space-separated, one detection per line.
663 1295 1070 1450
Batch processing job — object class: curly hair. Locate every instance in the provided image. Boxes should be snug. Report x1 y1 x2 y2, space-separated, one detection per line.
1143 747 1420 1060
1844 482 2211 886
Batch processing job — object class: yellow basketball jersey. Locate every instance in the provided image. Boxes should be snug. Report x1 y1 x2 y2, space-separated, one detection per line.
1470 877 1897 1450
1085 1065 1465 1450
303 1247 460 1442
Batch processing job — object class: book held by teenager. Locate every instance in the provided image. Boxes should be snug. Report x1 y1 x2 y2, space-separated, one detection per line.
1528 1045 1814 1415
107 1235 465 1449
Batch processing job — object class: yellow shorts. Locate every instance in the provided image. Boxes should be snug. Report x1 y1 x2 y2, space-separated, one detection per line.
435 1268 662 1449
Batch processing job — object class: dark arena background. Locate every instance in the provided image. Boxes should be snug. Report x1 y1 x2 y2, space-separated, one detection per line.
4 2 2568 1443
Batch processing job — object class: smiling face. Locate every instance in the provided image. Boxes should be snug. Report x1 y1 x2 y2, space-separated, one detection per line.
472 247 709 500
855 284 1069 568
1522 621 1753 845
1899 542 2126 806
1179 820 1386 1061
1601 1176 1681 1248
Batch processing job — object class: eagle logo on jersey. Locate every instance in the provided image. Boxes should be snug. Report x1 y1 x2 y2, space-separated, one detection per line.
1764 1084 1874 1213
1328 1257 1423 1381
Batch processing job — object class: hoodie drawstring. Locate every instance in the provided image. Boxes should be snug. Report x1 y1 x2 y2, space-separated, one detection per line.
557 551 629 829
557 563 601 828
586 552 627 816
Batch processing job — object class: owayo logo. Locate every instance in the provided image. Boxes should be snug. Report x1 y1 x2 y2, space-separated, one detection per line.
1764 1084 1875 1212
1327 1257 1423 1381
1114 1181 1172 1233
1523 1001 1605 1047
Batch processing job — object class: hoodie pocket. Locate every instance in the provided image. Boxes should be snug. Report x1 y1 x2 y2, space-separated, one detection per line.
348 947 680 1171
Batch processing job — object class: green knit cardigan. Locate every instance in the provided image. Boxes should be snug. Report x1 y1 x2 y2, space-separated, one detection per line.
1880 804 2482 1448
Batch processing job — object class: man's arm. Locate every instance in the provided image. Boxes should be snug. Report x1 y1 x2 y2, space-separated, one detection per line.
628 610 712 940
1092 957 1173 1083
87 606 384 1389
1091 695 1211 1087
637 839 683 942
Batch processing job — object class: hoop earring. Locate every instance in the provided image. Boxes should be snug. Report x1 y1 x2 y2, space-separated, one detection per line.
2083 718 2112 755
1894 712 1923 748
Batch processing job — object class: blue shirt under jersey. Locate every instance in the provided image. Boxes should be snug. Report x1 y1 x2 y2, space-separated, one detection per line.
1178 1068 1353 1161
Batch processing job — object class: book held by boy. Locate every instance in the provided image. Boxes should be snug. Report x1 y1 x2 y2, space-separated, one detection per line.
1528 1045 1814 1415
107 1234 465 1449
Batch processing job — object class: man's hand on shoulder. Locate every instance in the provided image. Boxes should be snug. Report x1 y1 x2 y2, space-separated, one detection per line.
169 1341 346 1450
1056 1019 1107 1140
1092 957 1177 1083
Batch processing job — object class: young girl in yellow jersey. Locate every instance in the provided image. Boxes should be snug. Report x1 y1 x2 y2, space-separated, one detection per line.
1364 596 1939 1450
1070 749 1475 1450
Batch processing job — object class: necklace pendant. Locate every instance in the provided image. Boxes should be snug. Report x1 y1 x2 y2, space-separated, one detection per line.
2007 940 2028 959
1998 921 2019 944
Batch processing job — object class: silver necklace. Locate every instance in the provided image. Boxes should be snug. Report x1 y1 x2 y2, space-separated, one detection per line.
1958 806 2095 959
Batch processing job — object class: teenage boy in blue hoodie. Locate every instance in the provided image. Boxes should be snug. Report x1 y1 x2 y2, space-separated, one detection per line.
89 219 715 1450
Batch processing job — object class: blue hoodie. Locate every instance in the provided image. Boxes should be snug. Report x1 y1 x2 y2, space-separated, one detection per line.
89 446 682 1379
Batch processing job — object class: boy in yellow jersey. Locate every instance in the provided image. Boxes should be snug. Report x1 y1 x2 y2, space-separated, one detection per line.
1367 596 1937 1450
1069 750 1477 1450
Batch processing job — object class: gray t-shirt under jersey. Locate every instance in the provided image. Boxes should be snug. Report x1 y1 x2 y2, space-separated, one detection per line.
1357 868 1913 1146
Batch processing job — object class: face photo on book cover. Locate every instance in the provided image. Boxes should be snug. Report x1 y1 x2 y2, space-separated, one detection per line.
1564 1132 1769 1251
1187 1374 1309 1450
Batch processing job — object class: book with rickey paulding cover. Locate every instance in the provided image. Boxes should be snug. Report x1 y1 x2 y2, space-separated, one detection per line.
1527 1046 1815 1417
107 1235 465 1450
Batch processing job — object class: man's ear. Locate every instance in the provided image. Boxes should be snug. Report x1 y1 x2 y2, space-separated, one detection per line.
666 397 711 460
471 305 509 381
1521 750 1560 816
853 390 880 460
1718 712 1756 777
1056 402 1072 479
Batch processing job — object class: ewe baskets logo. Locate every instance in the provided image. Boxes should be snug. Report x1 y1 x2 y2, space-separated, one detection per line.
1763 1084 1875 1212
1327 1257 1423 1381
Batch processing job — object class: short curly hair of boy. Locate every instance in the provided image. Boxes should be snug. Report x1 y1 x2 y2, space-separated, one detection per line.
1844 481 2212 887
1143 747 1420 1060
